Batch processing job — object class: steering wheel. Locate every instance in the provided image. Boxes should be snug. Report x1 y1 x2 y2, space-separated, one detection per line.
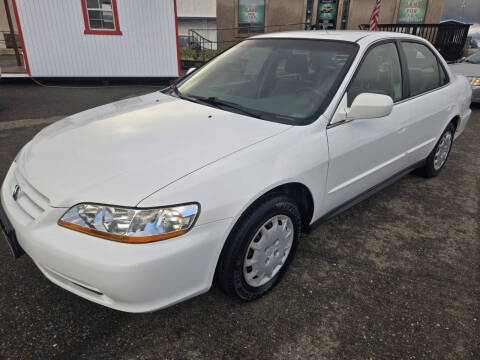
295 87 324 97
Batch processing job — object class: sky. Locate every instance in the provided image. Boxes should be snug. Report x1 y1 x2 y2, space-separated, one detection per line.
441 0 480 38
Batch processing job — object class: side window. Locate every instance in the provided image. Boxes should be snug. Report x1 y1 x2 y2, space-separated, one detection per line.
401 42 441 96
82 0 122 35
347 43 402 107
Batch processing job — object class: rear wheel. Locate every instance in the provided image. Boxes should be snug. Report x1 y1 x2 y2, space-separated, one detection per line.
418 123 455 178
217 195 302 301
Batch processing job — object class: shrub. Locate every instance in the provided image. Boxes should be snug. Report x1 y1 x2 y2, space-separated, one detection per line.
198 49 217 61
179 48 217 61
179 47 196 60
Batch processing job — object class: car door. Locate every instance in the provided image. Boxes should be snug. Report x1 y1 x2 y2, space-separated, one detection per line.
398 41 452 163
324 41 411 212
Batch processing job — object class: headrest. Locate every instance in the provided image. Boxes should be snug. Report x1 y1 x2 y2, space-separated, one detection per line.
285 54 308 76
311 53 334 69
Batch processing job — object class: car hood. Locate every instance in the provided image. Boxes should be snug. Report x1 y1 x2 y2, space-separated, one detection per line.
16 92 290 207
449 62 479 77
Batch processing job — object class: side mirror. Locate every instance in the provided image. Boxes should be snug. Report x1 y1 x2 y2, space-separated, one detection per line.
347 93 393 120
186 67 196 75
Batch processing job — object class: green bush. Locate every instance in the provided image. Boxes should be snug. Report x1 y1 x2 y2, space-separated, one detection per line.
179 47 217 61
179 47 196 60
197 49 217 61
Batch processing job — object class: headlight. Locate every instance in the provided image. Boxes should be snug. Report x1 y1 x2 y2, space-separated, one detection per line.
468 77 480 86
58 203 199 243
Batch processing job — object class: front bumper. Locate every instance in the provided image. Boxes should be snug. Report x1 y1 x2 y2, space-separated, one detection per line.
1 164 233 313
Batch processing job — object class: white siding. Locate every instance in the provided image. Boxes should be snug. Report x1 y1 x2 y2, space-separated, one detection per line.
15 0 179 77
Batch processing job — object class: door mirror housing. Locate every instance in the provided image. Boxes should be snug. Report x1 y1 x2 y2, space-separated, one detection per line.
186 67 196 75
347 93 393 120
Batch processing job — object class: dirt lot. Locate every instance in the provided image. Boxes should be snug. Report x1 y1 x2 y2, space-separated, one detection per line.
0 79 478 359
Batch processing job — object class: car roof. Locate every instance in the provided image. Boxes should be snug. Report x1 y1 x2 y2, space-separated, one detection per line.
251 30 421 44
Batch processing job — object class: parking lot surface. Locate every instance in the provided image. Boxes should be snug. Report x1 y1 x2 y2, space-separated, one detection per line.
0 80 478 359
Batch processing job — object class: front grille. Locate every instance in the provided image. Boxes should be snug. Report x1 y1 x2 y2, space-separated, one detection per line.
8 169 50 223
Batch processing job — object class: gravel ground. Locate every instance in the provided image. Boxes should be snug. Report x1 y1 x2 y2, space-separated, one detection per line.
0 79 479 359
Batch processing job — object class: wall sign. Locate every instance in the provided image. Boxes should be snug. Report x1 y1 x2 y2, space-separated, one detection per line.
238 0 265 24
317 2 338 22
397 0 428 24
317 1 337 29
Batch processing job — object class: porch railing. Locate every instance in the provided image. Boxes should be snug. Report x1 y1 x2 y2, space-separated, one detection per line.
359 23 471 61
186 22 310 51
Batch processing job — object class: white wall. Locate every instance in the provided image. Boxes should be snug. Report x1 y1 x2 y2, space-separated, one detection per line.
176 0 216 18
15 0 179 77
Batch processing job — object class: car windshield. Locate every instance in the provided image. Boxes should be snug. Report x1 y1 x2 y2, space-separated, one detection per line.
175 38 358 124
465 51 480 64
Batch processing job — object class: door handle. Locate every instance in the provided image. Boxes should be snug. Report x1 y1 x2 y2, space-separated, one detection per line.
397 127 407 134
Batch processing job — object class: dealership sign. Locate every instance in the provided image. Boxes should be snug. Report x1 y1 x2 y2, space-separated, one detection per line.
397 0 428 23
317 2 337 22
239 0 265 23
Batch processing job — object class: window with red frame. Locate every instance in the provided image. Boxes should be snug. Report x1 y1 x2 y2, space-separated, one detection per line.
82 0 122 35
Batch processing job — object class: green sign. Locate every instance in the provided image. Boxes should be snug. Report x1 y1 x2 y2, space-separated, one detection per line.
397 0 428 23
239 0 265 24
317 3 337 21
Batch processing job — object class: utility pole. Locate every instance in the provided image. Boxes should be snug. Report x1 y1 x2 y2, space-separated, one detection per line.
3 0 22 66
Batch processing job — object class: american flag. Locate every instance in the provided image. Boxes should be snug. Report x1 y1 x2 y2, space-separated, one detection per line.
369 0 382 31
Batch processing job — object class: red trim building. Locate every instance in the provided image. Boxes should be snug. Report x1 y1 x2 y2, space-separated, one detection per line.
8 0 180 77
80 0 123 36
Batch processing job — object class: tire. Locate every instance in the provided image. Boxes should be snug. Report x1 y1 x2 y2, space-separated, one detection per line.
418 122 455 178
217 195 302 301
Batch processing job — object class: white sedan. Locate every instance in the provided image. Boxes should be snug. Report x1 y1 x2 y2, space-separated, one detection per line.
0 31 472 312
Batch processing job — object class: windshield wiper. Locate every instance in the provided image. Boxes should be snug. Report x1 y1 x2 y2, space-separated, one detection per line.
170 84 201 103
170 89 267 120
189 96 266 119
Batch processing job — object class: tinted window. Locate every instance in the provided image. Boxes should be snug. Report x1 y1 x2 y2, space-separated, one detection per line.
177 39 358 123
347 43 402 107
401 42 441 96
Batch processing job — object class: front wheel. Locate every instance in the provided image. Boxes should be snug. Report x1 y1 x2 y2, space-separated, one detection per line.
418 123 455 178
217 195 302 301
